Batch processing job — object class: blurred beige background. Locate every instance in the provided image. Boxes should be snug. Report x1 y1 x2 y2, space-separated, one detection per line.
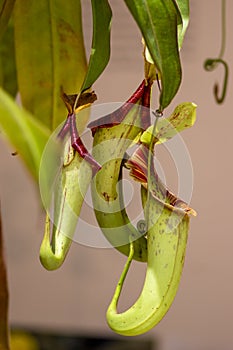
1 1 233 349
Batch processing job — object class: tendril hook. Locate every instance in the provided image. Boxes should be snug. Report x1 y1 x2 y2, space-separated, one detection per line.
204 58 229 104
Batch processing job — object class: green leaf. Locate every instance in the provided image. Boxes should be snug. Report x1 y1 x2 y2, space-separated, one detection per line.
81 0 112 92
140 102 196 145
172 0 190 48
0 0 15 39
124 0 181 110
0 22 17 97
13 0 87 130
0 88 50 180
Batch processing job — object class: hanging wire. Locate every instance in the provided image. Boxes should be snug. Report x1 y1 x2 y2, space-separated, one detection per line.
203 0 229 104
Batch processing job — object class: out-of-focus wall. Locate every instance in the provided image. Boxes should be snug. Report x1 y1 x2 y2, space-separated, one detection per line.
0 1 233 349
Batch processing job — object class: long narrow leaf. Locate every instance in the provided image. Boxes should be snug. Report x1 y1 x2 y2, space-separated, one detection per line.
0 0 15 39
172 0 189 48
0 22 17 97
14 0 87 130
81 0 112 91
124 0 181 110
0 89 50 180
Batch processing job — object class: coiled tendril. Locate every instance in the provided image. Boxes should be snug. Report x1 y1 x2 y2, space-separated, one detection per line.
203 0 229 104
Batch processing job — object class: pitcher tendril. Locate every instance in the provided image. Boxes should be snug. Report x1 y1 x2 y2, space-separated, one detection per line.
204 0 229 104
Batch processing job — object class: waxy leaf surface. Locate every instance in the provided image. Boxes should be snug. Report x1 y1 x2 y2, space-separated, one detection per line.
124 0 181 109
81 0 112 92
0 22 17 97
172 0 189 48
0 89 50 180
0 0 15 39
14 0 87 130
